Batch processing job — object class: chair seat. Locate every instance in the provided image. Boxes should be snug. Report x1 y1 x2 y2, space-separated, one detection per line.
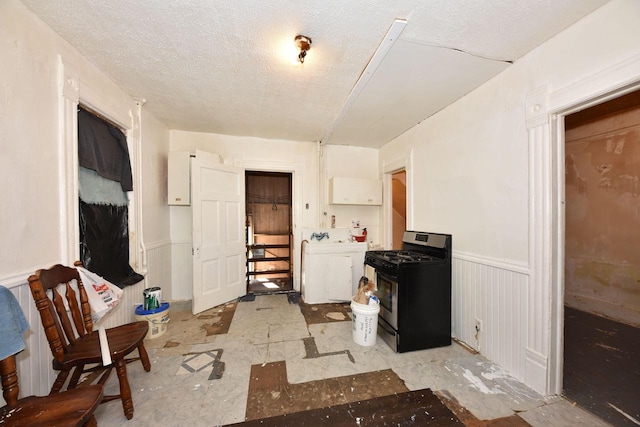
0 385 103 427
54 321 149 370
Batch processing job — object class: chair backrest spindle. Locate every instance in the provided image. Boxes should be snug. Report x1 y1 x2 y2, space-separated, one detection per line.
1 346 103 426
28 265 94 363
27 262 149 421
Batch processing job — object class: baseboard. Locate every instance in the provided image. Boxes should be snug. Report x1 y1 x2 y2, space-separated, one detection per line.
565 294 640 328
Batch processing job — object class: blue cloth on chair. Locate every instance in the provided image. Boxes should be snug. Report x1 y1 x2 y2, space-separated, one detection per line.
0 286 29 360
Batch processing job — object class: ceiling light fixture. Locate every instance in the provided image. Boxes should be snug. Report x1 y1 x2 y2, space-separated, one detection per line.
295 35 312 63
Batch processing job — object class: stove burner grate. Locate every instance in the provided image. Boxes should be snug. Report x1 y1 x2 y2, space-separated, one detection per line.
380 251 437 263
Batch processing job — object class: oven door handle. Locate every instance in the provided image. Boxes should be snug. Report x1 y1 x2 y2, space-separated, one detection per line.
377 318 397 336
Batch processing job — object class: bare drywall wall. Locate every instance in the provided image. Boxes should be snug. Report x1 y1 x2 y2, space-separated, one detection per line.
565 96 640 327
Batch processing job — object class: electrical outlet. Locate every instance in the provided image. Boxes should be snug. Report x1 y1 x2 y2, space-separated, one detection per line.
474 319 483 351
474 319 482 346
475 319 482 333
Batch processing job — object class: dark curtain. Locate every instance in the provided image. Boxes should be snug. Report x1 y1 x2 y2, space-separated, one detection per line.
78 108 133 191
78 107 142 288
79 201 143 287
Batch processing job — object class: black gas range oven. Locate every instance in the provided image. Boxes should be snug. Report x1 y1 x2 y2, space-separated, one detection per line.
365 231 452 353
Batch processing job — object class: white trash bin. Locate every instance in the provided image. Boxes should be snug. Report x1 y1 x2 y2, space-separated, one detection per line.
351 299 380 346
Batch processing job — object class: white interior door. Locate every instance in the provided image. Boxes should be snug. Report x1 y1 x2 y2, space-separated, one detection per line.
192 158 246 314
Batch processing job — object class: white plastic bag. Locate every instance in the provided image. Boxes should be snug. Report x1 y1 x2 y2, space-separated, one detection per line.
77 267 123 324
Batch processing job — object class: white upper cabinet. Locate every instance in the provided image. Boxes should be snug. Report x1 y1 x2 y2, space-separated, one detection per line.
168 150 221 206
168 151 192 205
329 177 382 205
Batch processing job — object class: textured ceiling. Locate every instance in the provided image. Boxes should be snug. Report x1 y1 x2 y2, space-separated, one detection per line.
20 0 609 148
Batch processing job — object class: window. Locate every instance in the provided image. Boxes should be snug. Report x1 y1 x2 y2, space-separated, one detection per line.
77 107 142 287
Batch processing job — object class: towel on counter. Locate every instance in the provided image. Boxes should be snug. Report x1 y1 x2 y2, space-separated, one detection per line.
0 286 29 360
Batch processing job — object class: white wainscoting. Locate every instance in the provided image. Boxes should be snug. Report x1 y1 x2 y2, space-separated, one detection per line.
452 251 530 382
140 240 172 302
0 243 173 403
170 241 193 301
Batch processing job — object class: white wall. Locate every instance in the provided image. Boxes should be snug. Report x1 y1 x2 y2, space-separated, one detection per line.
140 111 171 247
140 110 172 297
168 131 318 299
0 0 171 400
380 0 640 393
1 0 77 272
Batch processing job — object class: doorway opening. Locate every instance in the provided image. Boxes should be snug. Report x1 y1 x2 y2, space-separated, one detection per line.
245 171 294 294
562 90 640 425
391 170 407 249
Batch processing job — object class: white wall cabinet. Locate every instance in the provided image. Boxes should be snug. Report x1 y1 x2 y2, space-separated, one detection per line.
168 150 221 205
329 177 382 205
168 151 192 205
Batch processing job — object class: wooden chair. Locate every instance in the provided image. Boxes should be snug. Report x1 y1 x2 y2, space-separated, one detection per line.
1 352 103 426
28 264 151 420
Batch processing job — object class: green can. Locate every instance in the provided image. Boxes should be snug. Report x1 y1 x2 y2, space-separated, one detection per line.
143 287 161 310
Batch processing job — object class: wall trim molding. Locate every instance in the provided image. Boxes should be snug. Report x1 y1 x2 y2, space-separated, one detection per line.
145 239 172 250
525 347 548 394
549 53 640 115
231 155 304 291
0 268 39 289
525 84 550 129
59 56 81 265
566 294 640 328
453 250 530 275
382 150 413 249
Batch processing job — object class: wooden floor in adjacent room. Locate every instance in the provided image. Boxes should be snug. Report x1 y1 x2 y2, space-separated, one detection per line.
563 306 640 426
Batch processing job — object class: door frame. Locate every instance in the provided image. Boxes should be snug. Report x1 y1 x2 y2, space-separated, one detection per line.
382 152 413 250
390 169 407 250
526 53 640 395
232 156 304 291
245 170 293 292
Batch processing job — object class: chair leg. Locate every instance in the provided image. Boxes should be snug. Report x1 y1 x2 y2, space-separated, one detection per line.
68 364 85 388
114 359 134 420
50 369 70 394
138 342 151 372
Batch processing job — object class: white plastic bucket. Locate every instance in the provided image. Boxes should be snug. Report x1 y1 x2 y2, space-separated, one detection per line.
351 299 380 346
135 302 170 339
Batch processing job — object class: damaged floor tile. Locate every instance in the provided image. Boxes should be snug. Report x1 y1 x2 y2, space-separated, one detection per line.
92 295 613 427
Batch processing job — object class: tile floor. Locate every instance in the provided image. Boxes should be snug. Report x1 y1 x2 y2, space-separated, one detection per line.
92 294 610 426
